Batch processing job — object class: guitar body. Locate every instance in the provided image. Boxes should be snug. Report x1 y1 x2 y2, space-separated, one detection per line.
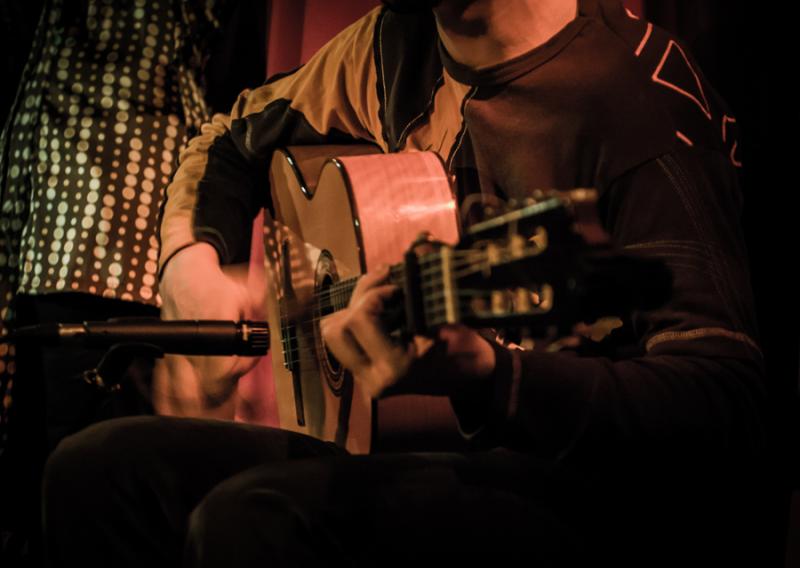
265 147 460 454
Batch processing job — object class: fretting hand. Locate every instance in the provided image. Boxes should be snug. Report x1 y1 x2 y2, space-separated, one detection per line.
320 264 496 399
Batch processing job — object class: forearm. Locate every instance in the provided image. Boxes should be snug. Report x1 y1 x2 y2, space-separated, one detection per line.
453 148 766 464
156 242 262 414
151 357 238 420
479 346 766 460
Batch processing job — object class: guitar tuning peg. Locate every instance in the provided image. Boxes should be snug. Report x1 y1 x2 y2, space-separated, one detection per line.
491 290 509 315
510 234 526 257
481 242 501 278
514 287 531 312
538 284 555 311
486 242 501 265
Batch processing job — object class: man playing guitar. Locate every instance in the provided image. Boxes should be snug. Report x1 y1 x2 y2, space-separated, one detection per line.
43 1 766 566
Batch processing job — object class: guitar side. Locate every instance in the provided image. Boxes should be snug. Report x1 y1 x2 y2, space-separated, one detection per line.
265 147 460 454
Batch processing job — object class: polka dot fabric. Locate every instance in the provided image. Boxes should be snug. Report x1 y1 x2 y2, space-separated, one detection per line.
0 0 222 432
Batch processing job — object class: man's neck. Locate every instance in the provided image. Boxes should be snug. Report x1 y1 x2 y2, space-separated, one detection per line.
433 0 578 70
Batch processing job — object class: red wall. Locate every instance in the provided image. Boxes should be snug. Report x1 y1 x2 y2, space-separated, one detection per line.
266 0 379 76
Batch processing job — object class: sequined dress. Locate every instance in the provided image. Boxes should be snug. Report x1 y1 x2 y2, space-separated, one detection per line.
0 0 220 430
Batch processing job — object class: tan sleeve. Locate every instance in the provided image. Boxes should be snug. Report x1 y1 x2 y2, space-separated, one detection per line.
158 111 232 272
159 7 385 273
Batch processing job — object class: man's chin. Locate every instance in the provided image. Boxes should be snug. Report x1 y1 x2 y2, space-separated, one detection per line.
380 0 443 14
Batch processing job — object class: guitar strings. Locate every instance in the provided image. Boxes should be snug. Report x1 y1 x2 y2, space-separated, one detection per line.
287 275 532 336
309 244 530 307
260 222 543 369
281 253 529 329
305 250 511 307
245 282 527 369
275 289 499 337
268 246 541 368
277 230 537 307
305 247 507 298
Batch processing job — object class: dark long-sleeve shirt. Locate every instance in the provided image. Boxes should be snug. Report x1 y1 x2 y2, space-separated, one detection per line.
158 0 765 462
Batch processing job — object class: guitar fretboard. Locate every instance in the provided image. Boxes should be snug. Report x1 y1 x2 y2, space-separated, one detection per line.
317 264 407 314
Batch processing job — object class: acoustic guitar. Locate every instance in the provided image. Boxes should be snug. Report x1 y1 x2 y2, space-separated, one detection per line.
262 147 668 454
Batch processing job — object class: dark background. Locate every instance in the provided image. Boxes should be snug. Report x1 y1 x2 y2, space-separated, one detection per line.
647 5 800 565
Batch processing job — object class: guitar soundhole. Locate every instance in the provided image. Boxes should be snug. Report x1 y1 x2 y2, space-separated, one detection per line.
315 251 346 396
319 274 342 374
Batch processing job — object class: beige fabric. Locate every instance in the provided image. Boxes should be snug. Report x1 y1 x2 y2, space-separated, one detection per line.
158 8 387 271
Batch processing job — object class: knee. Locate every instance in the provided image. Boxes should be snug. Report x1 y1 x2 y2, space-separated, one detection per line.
43 416 161 502
186 478 312 565
188 481 306 541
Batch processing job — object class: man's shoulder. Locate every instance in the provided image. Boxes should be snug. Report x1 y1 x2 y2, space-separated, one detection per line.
581 1 739 169
551 1 741 182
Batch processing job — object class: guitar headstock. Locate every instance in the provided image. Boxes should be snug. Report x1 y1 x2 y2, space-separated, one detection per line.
460 188 607 248
403 189 671 341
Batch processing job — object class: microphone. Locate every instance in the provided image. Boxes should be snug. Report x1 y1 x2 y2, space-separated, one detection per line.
12 318 270 356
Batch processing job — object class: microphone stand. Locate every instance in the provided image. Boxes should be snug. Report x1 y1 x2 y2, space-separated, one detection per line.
83 343 164 394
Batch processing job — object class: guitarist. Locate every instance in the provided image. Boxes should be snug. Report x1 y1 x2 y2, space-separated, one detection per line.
43 1 767 566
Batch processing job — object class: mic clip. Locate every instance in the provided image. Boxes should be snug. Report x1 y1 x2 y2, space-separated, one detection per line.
82 342 164 393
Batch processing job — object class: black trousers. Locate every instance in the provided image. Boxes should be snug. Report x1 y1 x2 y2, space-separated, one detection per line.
42 415 778 568
42 416 585 567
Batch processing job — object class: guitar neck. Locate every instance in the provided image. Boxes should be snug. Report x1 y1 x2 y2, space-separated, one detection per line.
308 193 645 338
318 264 407 314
